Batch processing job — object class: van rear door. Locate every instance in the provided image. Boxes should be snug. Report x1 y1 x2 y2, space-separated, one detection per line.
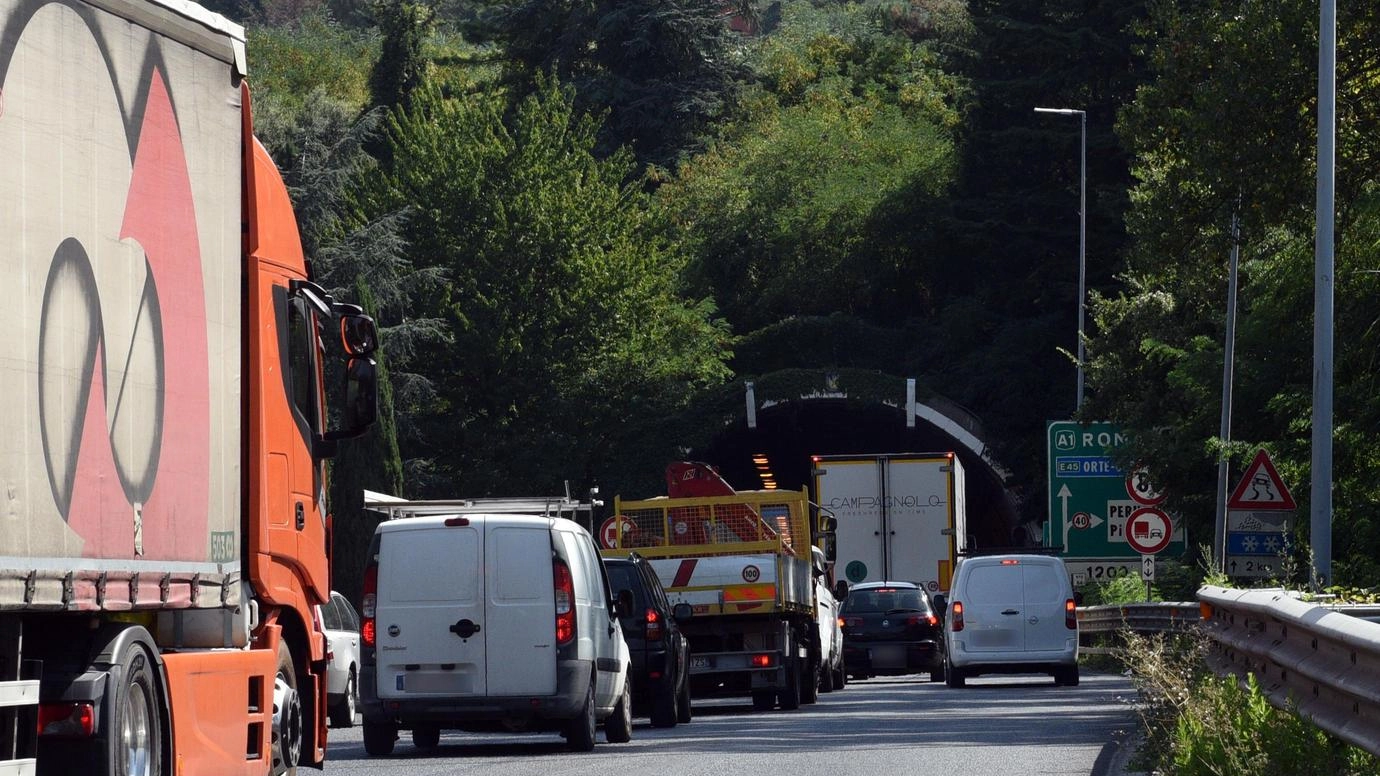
1018 560 1069 653
376 519 487 698
484 524 558 695
958 560 1026 652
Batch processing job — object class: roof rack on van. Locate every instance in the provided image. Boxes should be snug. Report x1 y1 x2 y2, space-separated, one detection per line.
363 489 597 524
958 546 1065 557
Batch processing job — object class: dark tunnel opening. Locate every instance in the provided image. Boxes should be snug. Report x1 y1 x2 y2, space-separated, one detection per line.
687 399 1025 552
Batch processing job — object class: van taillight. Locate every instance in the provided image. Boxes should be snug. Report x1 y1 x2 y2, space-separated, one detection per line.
554 559 576 646
645 608 662 640
1065 598 1077 630
951 601 964 632
362 564 378 648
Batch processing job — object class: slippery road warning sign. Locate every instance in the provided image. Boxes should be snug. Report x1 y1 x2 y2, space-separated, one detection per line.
1226 450 1296 511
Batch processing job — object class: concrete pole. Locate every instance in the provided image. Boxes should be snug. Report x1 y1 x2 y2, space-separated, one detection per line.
1312 0 1336 588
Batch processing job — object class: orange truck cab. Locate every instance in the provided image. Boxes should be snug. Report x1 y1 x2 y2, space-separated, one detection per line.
0 0 378 773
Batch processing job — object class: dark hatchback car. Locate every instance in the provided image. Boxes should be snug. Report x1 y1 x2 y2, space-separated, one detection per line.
840 580 946 682
604 554 693 727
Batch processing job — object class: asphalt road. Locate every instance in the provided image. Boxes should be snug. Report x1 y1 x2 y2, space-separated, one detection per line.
321 670 1141 776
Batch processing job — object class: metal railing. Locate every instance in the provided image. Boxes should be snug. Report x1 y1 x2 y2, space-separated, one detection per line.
1076 601 1203 654
1197 585 1380 757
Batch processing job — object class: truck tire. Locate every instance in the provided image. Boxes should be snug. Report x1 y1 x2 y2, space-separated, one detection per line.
564 681 597 752
751 689 776 711
778 657 802 711
362 720 396 756
271 640 303 776
801 660 819 704
112 643 164 776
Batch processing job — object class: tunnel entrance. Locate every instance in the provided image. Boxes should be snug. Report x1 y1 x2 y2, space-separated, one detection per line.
686 396 1024 552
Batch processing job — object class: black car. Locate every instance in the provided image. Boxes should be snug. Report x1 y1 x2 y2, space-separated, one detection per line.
604 554 693 727
840 580 946 682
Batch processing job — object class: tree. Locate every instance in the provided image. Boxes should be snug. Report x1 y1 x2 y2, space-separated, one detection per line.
484 0 746 170
1085 0 1380 583
376 76 733 496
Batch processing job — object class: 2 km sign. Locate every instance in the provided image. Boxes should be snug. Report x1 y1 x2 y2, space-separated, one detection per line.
1047 421 1186 560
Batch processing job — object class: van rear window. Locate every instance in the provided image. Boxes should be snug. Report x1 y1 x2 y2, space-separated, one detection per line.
965 565 1023 603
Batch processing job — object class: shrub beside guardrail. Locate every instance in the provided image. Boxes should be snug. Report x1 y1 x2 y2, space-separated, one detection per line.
1076 601 1203 654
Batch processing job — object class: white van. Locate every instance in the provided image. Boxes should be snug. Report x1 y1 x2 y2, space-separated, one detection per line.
935 553 1080 687
356 497 632 753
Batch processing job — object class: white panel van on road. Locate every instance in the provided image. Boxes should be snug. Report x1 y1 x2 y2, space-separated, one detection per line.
936 553 1080 688
357 497 632 753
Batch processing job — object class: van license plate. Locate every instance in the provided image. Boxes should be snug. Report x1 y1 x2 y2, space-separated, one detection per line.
691 657 712 669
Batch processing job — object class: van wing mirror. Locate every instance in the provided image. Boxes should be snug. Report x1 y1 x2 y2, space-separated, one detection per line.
932 593 947 614
833 580 850 600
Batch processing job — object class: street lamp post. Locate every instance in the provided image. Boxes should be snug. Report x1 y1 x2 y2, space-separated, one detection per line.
1034 107 1087 410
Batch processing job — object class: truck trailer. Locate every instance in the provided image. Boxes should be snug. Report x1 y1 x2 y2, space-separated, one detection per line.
812 453 967 594
0 0 379 772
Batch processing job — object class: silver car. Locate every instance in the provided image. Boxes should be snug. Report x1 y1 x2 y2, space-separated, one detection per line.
320 590 362 727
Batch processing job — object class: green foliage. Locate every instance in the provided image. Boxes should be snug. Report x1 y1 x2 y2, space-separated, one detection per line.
1085 1 1380 585
1119 631 1380 775
662 0 966 333
375 76 733 495
485 0 746 170
248 12 378 113
368 0 435 112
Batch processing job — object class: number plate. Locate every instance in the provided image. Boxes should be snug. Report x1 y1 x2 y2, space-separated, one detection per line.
691 656 712 670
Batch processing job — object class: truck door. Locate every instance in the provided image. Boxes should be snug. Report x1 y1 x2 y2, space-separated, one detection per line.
375 521 487 698
883 458 952 593
484 525 558 695
816 459 886 584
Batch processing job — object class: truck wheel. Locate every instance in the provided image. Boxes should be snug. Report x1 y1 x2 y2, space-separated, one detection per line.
605 679 633 743
751 689 776 711
778 658 802 711
271 640 302 776
675 674 693 724
362 720 396 756
801 661 819 705
564 681 597 752
112 643 163 776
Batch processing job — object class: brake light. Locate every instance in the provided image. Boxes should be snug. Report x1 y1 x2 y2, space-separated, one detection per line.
645 608 662 640
843 616 864 629
1066 598 1077 630
750 654 774 668
361 563 378 648
554 559 576 645
907 614 939 627
951 601 964 632
1000 559 1020 565
37 702 94 737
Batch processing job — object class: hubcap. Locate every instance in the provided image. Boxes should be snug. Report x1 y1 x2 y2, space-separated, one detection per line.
271 671 302 775
122 682 152 776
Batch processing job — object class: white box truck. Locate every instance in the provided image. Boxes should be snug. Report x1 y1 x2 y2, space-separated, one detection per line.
812 453 967 594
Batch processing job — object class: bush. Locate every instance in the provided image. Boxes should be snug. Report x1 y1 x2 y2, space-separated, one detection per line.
1118 631 1380 775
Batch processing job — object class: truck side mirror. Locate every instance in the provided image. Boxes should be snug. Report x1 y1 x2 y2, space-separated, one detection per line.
337 311 378 356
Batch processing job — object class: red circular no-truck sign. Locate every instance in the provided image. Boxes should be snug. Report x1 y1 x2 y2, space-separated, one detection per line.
1125 507 1172 554
600 516 630 549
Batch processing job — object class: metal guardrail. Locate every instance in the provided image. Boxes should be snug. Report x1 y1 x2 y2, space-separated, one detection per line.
1076 601 1203 654
1198 585 1380 757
